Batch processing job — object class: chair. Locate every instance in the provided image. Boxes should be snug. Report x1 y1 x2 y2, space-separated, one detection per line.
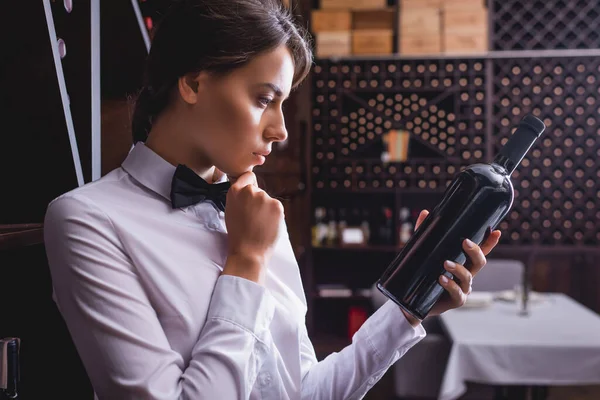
370 258 525 399
471 258 525 292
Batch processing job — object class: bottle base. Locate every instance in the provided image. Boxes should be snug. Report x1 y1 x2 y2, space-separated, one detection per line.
376 282 426 321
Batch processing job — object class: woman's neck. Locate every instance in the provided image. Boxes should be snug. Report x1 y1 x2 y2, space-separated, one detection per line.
145 114 216 183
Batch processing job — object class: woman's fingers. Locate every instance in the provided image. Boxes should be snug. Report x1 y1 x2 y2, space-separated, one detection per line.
480 230 502 256
439 274 467 307
462 238 487 276
444 260 473 295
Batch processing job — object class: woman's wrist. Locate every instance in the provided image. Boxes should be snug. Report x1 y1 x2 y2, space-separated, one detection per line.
400 308 422 328
222 252 265 283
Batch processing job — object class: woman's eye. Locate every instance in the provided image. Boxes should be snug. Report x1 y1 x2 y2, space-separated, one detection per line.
258 97 273 107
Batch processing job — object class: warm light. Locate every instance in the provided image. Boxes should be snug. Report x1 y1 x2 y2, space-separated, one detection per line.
145 17 153 31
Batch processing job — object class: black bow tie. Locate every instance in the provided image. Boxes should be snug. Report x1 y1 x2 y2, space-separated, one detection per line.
170 164 231 211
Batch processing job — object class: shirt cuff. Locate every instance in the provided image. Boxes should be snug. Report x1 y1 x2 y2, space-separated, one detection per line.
355 299 427 365
208 275 275 338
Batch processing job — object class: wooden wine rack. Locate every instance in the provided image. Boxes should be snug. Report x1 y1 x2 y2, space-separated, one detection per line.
493 56 600 246
491 0 600 51
311 54 600 247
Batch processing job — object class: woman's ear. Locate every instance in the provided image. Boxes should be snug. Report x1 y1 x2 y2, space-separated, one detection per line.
177 72 206 105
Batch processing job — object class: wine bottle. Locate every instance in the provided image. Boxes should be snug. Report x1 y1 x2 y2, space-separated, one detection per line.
376 115 545 320
0 337 20 400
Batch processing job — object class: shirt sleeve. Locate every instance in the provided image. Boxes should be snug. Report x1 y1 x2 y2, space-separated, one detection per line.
299 300 427 400
44 194 275 399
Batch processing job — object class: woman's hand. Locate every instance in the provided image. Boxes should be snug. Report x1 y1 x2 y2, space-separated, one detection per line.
222 171 284 283
416 209 501 318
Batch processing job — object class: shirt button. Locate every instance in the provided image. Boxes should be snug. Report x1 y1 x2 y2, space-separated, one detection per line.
219 211 225 217
259 372 272 387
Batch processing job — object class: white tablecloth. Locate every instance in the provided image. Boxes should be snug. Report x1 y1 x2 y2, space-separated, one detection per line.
438 293 600 400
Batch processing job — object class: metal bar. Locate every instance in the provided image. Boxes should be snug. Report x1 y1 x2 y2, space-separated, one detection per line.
324 48 600 62
91 0 101 181
130 0 150 54
42 0 85 187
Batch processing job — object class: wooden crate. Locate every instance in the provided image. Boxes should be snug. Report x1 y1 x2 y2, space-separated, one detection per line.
312 10 352 32
442 0 487 9
443 32 487 53
400 6 440 37
399 34 442 54
316 31 352 57
352 29 394 54
443 6 488 53
399 6 441 54
321 0 387 10
352 8 396 30
400 0 443 8
443 7 487 32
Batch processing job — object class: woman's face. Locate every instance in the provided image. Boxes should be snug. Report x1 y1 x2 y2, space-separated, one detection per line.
179 45 294 178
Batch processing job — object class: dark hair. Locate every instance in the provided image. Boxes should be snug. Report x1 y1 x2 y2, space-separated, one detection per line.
131 0 313 143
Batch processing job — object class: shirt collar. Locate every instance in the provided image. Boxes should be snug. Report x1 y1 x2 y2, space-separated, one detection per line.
121 143 231 203
121 142 175 202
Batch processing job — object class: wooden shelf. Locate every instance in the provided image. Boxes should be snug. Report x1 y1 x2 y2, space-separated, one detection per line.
0 224 44 251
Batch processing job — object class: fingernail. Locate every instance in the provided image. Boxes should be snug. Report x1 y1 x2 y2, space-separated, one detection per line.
440 275 449 284
445 260 456 269
465 238 475 248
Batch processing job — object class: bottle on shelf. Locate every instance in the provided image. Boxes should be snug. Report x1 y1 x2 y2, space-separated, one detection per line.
337 208 348 246
398 207 413 246
360 209 371 245
377 115 546 320
376 207 394 245
325 208 338 247
312 207 327 247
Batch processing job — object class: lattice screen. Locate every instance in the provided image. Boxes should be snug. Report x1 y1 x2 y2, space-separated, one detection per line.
492 0 600 50
312 59 484 192
493 57 600 245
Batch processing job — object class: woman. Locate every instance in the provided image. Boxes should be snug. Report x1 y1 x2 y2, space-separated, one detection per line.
44 0 501 398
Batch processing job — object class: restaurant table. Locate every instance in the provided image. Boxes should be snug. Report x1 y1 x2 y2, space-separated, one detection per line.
438 292 600 400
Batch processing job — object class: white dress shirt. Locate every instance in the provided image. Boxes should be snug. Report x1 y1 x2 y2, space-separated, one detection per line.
43 143 426 400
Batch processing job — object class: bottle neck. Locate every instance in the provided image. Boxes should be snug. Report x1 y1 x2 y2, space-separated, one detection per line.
492 154 515 175
493 115 545 175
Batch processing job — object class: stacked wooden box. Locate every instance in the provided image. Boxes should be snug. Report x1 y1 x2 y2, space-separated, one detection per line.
312 0 396 57
399 0 488 55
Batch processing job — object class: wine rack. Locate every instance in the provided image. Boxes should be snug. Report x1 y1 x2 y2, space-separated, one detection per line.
492 0 600 51
312 54 600 247
312 59 486 191
493 57 600 246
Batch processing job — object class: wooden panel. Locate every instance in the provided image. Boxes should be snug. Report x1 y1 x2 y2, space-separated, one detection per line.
400 34 442 54
311 10 352 32
443 7 488 53
401 0 443 7
352 29 394 55
443 0 487 8
400 6 441 36
101 99 134 176
315 31 352 57
443 7 487 33
0 225 44 251
444 32 488 53
352 9 396 30
321 0 388 10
